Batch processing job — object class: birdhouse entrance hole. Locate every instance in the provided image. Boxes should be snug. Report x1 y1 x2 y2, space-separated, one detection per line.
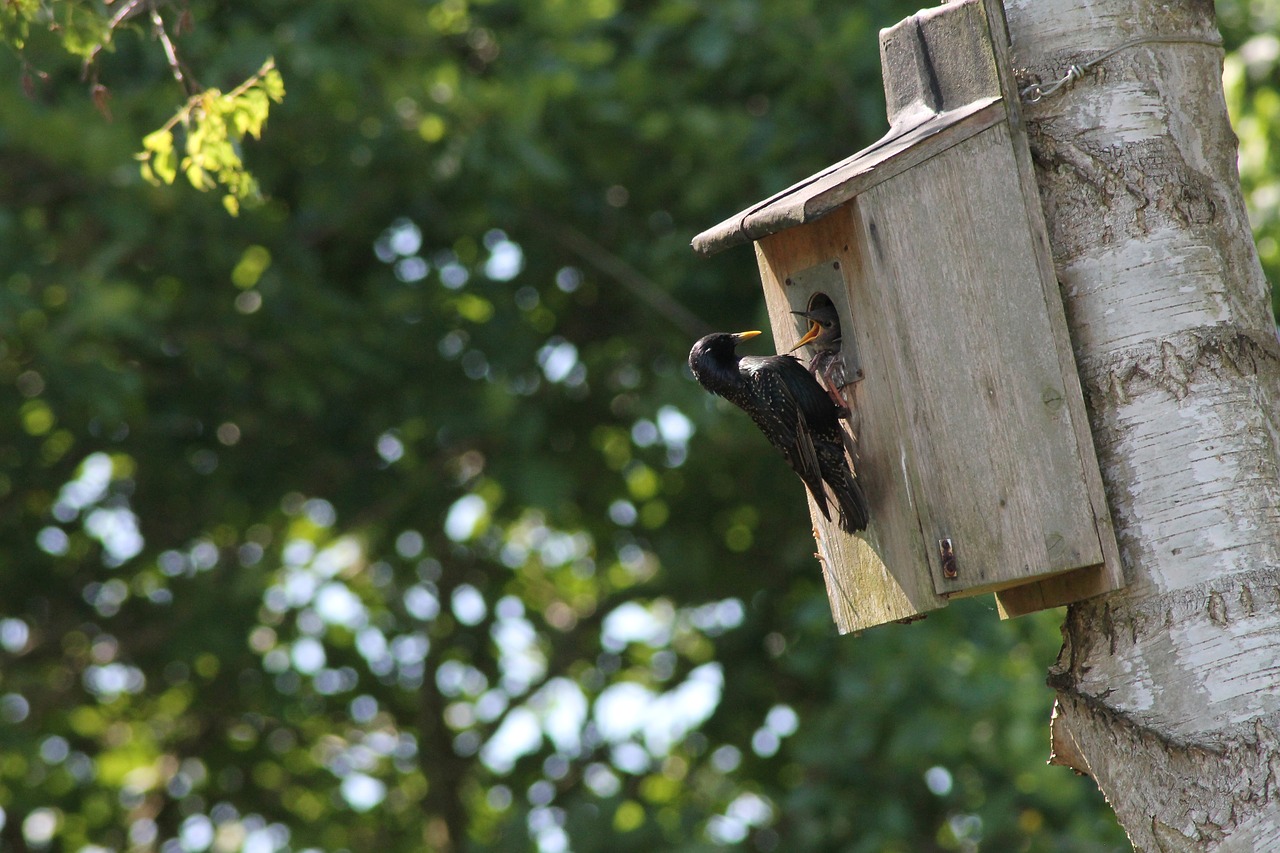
782 267 865 393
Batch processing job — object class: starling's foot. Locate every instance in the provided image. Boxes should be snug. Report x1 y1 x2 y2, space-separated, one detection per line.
819 383 848 417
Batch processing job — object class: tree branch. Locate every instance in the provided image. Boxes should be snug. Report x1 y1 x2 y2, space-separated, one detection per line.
538 221 713 340
148 0 197 93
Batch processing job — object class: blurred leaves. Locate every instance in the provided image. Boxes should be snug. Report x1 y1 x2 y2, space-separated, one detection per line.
5 0 1271 851
1220 0 1280 317
2 3 284 216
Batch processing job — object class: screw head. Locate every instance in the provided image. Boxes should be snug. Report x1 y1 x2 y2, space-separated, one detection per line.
939 538 958 579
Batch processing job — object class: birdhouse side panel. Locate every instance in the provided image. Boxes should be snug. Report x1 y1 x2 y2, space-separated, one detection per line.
754 209 944 632
854 121 1104 597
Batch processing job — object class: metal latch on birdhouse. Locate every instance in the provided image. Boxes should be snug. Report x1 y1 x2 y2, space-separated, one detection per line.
692 0 1123 634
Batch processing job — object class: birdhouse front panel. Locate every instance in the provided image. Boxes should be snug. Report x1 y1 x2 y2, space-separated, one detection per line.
757 209 944 630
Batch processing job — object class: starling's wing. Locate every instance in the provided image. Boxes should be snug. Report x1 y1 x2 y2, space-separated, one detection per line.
789 406 827 515
740 356 834 521
767 355 842 431
773 356 871 532
747 355 870 533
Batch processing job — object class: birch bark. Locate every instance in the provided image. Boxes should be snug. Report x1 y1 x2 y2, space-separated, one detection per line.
1002 0 1280 847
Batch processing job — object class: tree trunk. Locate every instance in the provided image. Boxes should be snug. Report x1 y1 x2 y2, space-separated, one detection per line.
1003 0 1280 847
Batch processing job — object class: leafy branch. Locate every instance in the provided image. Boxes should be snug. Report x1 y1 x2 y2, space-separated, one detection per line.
136 57 285 215
2 1 284 215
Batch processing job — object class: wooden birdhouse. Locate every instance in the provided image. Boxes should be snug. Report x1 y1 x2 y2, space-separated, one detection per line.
692 0 1123 633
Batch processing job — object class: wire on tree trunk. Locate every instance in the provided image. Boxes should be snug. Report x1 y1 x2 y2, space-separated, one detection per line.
1019 34 1223 103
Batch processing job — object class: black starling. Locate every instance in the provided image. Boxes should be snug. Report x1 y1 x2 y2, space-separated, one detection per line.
789 305 848 412
689 330 869 533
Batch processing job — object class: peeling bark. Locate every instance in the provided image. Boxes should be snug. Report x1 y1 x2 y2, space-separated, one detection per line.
1004 0 1280 847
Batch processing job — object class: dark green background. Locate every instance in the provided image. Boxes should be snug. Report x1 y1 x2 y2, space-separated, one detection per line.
2 0 1275 850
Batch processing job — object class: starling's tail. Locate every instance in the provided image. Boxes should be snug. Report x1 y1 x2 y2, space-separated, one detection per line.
834 474 870 534
814 438 869 534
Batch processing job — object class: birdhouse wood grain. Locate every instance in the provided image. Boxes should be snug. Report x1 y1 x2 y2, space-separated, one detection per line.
692 0 1124 633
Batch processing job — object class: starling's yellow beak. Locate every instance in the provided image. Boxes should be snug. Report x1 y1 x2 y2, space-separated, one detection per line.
733 330 762 343
787 320 822 352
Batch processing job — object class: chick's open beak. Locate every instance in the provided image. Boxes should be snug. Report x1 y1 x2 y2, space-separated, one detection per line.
787 320 822 353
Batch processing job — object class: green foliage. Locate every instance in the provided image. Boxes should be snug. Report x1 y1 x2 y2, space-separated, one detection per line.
137 59 286 215
52 0 111 59
1219 0 1280 319
3 0 1267 851
0 0 41 49
2 2 284 216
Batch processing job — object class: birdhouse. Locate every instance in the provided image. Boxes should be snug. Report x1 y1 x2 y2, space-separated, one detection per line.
692 0 1123 633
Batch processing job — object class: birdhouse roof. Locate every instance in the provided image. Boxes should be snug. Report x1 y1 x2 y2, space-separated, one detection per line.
691 96 1002 257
